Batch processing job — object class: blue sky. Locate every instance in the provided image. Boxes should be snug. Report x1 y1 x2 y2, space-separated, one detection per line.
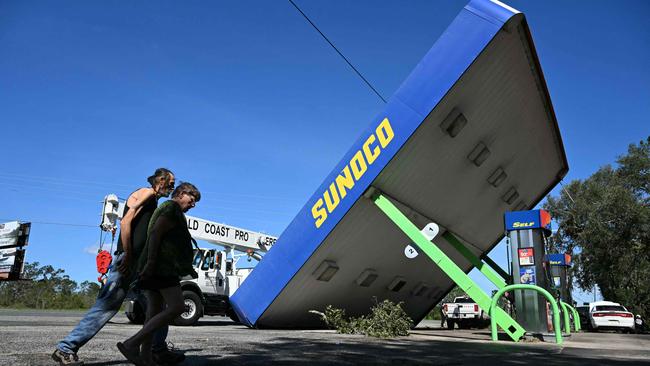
1 0 648 305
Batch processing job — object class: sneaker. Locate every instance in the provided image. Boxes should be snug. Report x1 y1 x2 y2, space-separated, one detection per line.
117 342 144 366
152 347 185 365
51 349 84 366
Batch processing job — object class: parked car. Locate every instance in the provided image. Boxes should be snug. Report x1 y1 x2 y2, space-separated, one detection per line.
576 305 591 330
588 301 635 332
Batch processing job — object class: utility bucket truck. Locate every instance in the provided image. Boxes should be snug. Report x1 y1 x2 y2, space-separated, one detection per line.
100 196 277 325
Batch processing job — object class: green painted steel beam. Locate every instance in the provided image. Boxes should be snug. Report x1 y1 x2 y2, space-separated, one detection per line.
561 301 580 332
481 254 511 284
373 193 525 342
559 301 572 334
560 301 580 332
490 284 562 344
442 232 508 289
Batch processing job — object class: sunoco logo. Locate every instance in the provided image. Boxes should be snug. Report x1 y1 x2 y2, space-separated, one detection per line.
311 118 394 228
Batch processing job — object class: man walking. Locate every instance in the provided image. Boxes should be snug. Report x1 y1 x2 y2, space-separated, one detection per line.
53 168 183 366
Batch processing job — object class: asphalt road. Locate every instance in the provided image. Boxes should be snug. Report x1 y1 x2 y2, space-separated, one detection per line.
1 309 649 365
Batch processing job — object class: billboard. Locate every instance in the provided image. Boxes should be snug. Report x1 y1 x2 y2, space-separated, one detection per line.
0 221 21 247
0 221 30 281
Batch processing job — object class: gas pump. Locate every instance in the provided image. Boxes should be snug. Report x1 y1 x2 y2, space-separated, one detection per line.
546 253 572 303
505 210 552 335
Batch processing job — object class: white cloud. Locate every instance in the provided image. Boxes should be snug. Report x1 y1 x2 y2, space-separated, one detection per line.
83 245 100 255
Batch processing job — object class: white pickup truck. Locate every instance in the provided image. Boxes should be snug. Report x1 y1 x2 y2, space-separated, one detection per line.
99 195 277 326
442 296 487 329
124 216 278 326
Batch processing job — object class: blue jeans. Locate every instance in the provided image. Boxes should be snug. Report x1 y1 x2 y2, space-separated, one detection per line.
57 253 168 354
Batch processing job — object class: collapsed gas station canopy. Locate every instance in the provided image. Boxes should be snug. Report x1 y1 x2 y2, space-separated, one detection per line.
231 0 568 328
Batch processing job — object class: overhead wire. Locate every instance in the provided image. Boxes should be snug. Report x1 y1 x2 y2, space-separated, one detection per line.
0 172 133 189
558 180 576 204
4 3 394 267
3 179 297 219
1 181 103 199
2 178 300 218
0 218 96 228
2 174 299 202
288 0 387 104
7 3 389 234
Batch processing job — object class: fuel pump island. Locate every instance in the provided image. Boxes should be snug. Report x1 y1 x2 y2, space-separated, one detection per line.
505 209 577 340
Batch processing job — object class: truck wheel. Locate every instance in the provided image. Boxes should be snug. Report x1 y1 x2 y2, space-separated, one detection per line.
174 291 203 326
226 308 240 324
447 320 455 330
125 300 145 325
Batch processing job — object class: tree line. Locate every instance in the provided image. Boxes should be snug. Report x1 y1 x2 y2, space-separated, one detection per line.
544 137 649 319
0 262 100 309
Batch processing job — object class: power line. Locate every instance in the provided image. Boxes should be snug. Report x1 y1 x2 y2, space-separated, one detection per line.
288 0 387 104
0 181 102 199
0 218 96 228
1 174 298 203
3 180 295 218
558 180 576 204
0 172 133 189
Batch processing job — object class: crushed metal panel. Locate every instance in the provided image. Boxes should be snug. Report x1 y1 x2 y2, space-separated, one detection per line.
231 0 567 328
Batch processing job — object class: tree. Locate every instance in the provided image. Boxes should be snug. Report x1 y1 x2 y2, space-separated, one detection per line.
0 262 101 309
425 286 467 320
543 137 650 319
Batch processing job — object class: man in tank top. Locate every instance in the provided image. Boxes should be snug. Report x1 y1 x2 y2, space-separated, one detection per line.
53 168 184 366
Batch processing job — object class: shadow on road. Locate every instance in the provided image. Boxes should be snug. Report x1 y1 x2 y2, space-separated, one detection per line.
193 320 242 327
153 335 649 365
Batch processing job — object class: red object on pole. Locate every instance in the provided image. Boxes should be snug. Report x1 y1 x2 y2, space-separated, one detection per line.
96 250 112 282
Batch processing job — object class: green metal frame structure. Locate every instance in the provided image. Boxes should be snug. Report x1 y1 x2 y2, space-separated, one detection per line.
373 193 526 342
559 301 572 334
561 301 581 332
481 254 511 284
447 220 582 338
442 232 508 289
490 284 562 344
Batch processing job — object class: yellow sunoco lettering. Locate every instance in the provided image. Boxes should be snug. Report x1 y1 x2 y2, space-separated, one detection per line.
311 117 394 228
376 118 395 148
312 198 327 228
362 135 380 165
335 166 355 200
350 151 368 180
324 183 340 213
